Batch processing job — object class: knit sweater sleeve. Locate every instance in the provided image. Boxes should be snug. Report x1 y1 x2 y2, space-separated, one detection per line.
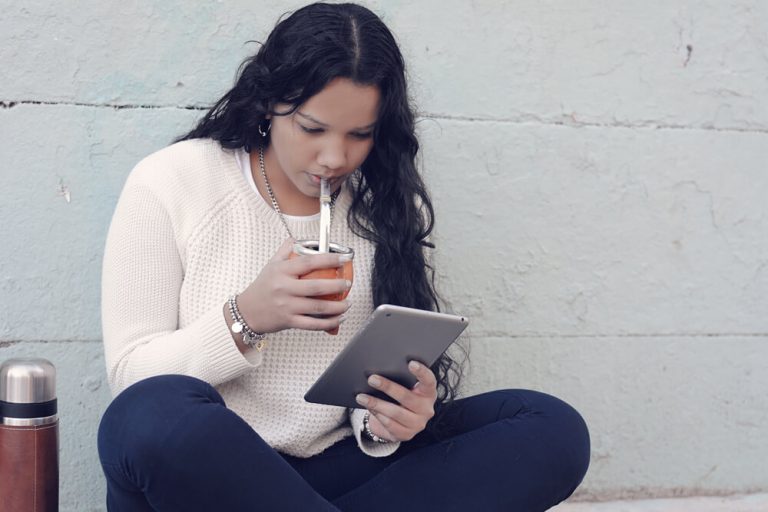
101 182 260 395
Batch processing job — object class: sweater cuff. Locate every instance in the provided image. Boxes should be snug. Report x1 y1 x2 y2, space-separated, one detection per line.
198 305 263 385
349 407 400 458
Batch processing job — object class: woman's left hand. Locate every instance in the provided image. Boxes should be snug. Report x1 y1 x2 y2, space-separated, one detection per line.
356 360 437 442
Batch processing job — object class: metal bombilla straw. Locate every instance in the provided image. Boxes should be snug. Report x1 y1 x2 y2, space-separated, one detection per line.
319 178 331 253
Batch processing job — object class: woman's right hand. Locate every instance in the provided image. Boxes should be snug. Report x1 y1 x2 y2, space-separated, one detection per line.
235 239 352 334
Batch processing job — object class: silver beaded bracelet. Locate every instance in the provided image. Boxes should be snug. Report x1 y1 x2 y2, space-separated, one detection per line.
228 295 267 351
362 411 390 444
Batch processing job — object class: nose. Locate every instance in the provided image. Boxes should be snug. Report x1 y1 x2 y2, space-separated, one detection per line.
316 138 347 172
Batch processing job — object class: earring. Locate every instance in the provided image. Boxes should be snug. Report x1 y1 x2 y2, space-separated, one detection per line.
258 121 272 138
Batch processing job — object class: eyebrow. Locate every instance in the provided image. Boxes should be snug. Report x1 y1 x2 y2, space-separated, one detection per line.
296 111 376 131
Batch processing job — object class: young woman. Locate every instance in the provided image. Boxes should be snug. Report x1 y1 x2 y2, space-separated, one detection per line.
97 3 590 510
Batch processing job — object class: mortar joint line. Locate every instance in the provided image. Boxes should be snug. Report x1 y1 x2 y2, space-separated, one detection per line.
3 100 767 135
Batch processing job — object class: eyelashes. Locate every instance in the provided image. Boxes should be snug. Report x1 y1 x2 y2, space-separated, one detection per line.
299 125 373 140
300 125 323 134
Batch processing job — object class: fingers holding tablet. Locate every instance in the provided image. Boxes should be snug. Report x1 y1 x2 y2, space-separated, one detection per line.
356 392 425 442
355 364 437 442
408 361 438 399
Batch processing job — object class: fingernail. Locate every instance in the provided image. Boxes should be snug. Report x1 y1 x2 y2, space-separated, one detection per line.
338 253 353 263
345 280 352 288
339 314 347 324
409 361 420 371
368 375 381 388
356 394 369 406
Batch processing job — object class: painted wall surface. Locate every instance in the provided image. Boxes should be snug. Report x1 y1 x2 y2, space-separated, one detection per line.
1 1 766 509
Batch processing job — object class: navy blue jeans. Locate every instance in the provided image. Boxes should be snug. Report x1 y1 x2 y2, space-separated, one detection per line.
98 375 589 511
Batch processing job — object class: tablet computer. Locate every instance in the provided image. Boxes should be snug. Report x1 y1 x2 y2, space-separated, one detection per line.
304 304 468 409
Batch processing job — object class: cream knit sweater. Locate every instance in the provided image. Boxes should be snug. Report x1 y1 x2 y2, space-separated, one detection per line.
102 138 399 458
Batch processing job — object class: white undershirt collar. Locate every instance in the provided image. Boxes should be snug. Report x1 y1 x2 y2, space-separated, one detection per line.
236 148 320 221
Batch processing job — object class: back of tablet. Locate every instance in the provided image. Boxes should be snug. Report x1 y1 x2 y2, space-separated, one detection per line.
304 304 468 409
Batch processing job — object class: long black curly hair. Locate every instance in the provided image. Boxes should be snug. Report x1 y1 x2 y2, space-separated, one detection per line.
176 2 465 432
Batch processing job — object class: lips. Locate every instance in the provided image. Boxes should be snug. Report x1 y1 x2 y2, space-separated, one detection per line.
307 173 339 187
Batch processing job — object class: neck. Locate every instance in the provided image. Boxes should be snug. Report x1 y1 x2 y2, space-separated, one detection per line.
251 146 319 216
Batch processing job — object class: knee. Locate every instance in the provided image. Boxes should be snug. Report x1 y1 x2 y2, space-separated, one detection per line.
498 389 591 487
98 375 222 467
532 390 591 487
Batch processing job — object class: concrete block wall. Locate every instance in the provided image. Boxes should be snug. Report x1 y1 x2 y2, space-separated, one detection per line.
1 1 766 509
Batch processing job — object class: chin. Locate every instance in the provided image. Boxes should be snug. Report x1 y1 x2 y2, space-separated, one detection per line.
298 185 321 198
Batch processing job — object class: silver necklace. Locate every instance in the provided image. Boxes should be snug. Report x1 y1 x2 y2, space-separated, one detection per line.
258 145 340 240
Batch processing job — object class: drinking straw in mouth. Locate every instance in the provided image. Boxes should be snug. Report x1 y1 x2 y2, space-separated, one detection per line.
319 178 331 253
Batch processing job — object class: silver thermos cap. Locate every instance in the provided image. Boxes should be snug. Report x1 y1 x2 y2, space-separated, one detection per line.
0 358 57 425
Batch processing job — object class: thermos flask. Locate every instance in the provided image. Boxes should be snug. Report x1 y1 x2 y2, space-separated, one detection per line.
0 358 59 512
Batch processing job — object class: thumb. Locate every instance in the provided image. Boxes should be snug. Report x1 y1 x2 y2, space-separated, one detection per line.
270 238 296 263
